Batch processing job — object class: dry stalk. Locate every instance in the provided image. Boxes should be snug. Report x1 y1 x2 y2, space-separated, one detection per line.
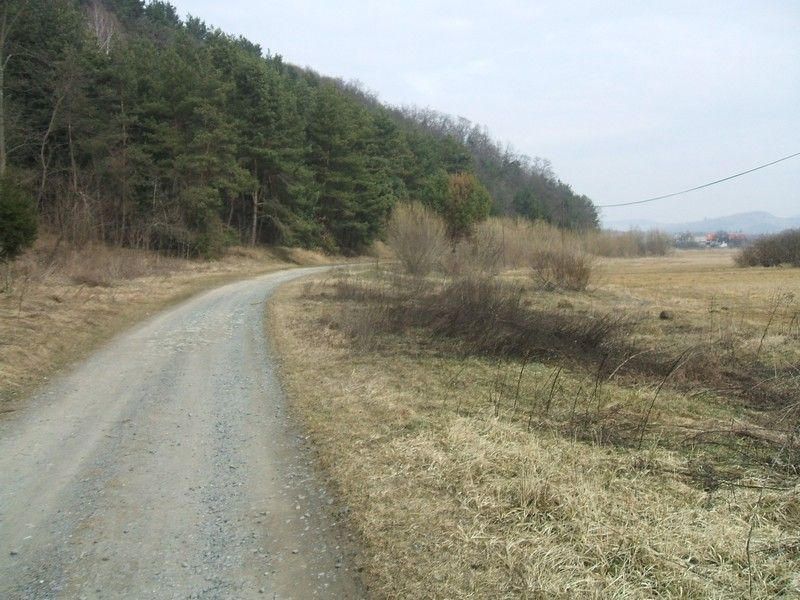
756 291 785 359
746 487 764 600
637 347 694 450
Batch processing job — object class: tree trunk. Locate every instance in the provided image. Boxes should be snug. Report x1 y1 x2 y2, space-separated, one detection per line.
0 1 26 178
120 96 128 245
38 94 63 207
0 2 27 177
250 188 258 247
0 37 7 177
0 52 6 177
67 120 78 191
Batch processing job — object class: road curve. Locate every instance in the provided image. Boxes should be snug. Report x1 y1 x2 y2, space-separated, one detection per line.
0 267 363 600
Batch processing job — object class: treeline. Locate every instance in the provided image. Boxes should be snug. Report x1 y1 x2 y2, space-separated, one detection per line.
0 0 598 258
388 107 598 230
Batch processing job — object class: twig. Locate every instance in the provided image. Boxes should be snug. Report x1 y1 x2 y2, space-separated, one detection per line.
606 349 652 381
756 291 784 359
511 353 528 415
637 347 694 450
746 487 764 600
16 270 30 317
544 365 562 418
569 384 583 431
442 364 467 412
591 353 609 413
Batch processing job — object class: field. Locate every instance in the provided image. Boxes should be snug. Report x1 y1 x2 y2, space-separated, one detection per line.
270 249 799 599
0 236 333 411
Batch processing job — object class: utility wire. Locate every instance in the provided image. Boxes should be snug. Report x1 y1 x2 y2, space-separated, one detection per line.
597 151 800 208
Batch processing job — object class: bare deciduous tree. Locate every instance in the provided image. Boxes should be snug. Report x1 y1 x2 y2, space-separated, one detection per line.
87 0 117 54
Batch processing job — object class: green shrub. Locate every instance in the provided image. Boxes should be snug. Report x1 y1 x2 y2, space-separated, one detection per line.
421 170 492 238
0 176 38 261
148 217 230 259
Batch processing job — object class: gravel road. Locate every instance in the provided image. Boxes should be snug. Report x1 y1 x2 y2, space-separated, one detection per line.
0 268 364 600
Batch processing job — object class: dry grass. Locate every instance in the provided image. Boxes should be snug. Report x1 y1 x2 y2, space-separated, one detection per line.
269 250 800 599
595 250 796 323
328 253 799 412
272 245 340 266
0 235 310 409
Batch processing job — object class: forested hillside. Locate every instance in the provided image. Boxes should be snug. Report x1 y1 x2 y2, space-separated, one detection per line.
0 0 598 257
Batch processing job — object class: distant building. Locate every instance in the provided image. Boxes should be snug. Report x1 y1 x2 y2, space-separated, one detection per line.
728 232 748 247
705 231 748 248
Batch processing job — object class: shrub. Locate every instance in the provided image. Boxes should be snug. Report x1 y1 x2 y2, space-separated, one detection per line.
330 273 625 360
445 217 593 290
444 222 505 276
530 247 593 291
421 170 492 237
585 229 672 257
736 229 800 267
148 217 231 259
0 176 38 261
386 201 449 276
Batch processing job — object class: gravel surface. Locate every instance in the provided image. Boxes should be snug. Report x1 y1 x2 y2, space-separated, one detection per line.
0 268 364 599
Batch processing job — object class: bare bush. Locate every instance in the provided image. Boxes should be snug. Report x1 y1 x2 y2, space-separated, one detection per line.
585 229 673 257
5 237 186 287
415 276 619 354
530 246 593 291
447 218 594 289
475 218 563 268
327 272 626 360
495 219 593 290
444 222 505 276
386 202 449 276
737 229 800 267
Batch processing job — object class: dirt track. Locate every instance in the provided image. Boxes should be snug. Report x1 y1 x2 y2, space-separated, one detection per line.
0 268 363 599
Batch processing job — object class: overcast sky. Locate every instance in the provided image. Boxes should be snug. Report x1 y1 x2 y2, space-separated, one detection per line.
171 0 799 225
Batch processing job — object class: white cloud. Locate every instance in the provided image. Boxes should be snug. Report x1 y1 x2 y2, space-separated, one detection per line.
436 16 475 33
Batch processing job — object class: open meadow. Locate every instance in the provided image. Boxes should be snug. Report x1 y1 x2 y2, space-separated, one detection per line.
270 246 799 599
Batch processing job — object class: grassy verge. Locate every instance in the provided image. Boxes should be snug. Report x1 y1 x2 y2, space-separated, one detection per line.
0 236 335 411
269 251 799 599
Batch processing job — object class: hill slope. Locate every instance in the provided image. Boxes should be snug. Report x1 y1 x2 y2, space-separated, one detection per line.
0 0 597 255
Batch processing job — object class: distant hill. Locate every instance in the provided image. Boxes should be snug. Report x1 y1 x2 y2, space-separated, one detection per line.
606 212 800 235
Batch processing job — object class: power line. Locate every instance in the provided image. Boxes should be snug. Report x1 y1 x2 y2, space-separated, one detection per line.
597 151 800 208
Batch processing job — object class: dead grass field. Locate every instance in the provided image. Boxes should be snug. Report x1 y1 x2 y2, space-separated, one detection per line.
269 249 799 599
597 250 799 327
0 236 336 411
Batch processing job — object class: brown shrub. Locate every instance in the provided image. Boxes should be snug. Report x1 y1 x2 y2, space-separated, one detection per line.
386 202 448 276
585 229 673 257
474 218 563 268
61 243 181 286
443 228 504 276
447 218 594 290
327 273 626 361
414 276 620 356
736 229 800 267
530 247 593 291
